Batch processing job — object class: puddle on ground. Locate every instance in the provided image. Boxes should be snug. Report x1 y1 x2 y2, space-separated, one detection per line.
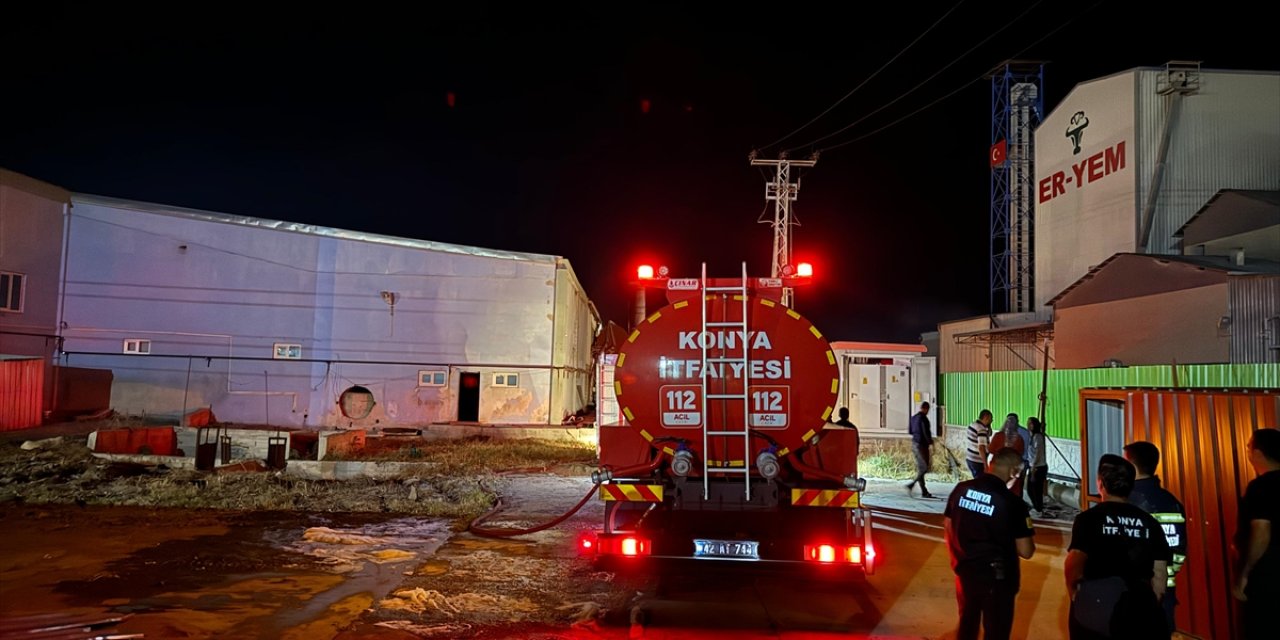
263 517 451 637
1 506 450 640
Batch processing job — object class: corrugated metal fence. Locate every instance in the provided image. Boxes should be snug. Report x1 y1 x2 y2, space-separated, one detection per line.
1079 388 1279 640
942 364 1280 438
0 358 45 430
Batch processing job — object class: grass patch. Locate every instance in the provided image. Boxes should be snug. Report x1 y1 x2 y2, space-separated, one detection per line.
327 435 598 475
0 437 518 524
858 439 969 483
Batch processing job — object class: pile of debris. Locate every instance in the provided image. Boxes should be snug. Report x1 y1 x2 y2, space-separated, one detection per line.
561 404 596 426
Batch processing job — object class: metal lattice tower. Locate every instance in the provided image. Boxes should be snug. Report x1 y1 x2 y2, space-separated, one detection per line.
989 62 1044 315
749 153 817 308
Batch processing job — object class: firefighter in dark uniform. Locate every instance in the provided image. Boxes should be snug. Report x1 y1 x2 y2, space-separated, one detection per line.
1124 441 1187 636
944 447 1036 640
1065 454 1171 639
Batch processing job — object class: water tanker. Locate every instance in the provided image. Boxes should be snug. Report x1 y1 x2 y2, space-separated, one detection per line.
587 264 874 576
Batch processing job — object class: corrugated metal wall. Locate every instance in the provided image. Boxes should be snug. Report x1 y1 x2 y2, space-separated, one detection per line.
989 341 1043 371
1231 274 1280 363
939 317 991 373
0 358 44 430
1135 70 1280 254
1079 388 1280 640
942 363 1280 439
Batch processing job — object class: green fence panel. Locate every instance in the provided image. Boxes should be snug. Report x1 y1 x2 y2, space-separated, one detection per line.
941 364 1280 439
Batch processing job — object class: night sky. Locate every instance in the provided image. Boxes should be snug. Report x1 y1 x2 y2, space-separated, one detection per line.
3 2 1273 343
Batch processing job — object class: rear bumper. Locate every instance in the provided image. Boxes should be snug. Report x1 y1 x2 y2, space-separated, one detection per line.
592 552 869 582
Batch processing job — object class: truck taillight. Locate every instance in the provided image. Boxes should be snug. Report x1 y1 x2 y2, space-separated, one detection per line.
848 545 863 564
637 265 655 280
804 543 863 564
595 534 652 557
796 262 813 277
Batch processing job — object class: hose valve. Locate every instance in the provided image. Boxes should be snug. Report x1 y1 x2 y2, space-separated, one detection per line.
670 446 695 477
756 447 781 480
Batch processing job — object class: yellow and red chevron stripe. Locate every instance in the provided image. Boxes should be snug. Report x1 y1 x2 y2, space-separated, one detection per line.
600 484 664 502
791 488 860 508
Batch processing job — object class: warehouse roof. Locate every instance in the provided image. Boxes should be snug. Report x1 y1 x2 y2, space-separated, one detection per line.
1049 253 1280 308
71 192 559 264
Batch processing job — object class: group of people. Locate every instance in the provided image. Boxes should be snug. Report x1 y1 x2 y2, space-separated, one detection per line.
961 409 1050 514
942 424 1280 640
905 403 1049 515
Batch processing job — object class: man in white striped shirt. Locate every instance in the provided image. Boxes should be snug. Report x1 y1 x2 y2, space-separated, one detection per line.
965 410 994 479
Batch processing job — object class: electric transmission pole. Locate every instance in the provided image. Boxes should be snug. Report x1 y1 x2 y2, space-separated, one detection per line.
750 152 816 307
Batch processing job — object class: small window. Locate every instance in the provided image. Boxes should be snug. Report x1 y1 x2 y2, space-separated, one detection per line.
0 271 24 312
123 339 151 354
273 343 302 359
418 370 447 387
492 373 519 387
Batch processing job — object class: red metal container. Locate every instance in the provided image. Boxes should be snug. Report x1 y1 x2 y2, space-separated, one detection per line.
1079 387 1279 640
0 358 45 430
93 427 178 456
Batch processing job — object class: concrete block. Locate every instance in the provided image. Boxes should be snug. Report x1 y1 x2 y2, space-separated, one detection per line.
284 460 440 480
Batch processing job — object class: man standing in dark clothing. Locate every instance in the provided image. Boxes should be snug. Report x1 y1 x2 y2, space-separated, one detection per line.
833 406 857 431
1065 454 1170 639
906 401 934 498
831 407 860 475
945 447 1036 640
1234 428 1280 640
1124 441 1187 636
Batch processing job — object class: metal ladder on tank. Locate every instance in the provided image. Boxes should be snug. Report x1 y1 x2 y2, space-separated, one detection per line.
700 261 753 501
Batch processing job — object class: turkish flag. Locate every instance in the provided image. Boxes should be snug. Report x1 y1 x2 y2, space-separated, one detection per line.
990 139 1007 167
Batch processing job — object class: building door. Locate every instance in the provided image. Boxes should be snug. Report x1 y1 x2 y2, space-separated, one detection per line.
458 372 480 422
1083 399 1124 499
910 356 938 431
883 365 910 434
848 364 880 431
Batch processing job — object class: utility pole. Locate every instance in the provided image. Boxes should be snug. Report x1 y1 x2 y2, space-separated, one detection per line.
750 152 817 307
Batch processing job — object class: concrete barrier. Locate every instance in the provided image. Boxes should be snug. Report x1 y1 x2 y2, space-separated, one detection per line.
283 460 441 480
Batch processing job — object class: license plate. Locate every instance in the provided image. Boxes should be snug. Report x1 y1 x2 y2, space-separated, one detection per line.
694 539 759 560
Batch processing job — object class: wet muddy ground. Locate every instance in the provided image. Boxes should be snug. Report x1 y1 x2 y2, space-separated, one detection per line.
0 505 453 639
0 474 629 639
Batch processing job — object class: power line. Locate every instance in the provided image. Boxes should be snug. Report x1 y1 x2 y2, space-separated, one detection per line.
756 0 967 152
793 0 1045 154
815 0 1105 154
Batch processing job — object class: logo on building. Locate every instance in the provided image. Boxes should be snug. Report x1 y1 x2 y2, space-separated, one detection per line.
1065 111 1089 155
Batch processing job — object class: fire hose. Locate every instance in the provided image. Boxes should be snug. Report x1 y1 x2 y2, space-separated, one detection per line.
467 453 667 538
467 480 600 538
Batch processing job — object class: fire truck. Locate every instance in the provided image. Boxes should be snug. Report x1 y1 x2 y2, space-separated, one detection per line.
586 263 873 577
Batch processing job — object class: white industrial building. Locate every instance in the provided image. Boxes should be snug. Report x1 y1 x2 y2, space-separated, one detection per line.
3 170 600 429
1034 64 1280 310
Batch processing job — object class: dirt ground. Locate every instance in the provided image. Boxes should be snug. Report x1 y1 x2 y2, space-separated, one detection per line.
0 422 636 638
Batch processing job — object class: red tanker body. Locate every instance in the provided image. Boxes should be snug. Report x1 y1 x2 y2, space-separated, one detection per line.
587 265 874 576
